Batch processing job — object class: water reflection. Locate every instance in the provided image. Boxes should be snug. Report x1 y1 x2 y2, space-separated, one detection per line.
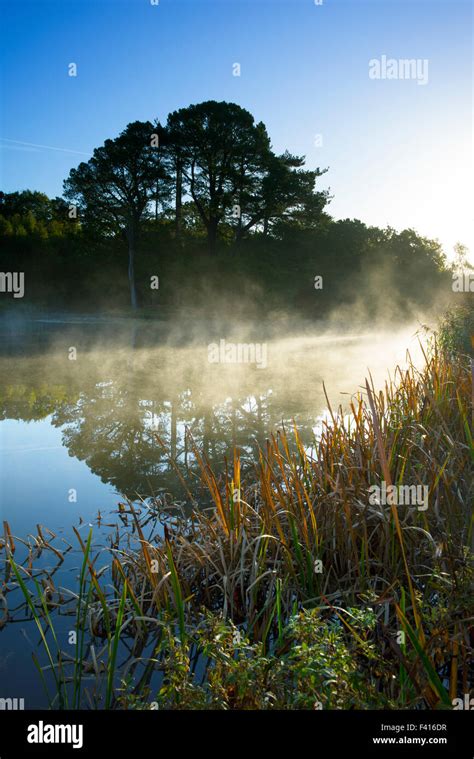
0 320 420 504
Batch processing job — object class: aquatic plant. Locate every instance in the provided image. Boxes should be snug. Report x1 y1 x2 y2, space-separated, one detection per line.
4 336 473 709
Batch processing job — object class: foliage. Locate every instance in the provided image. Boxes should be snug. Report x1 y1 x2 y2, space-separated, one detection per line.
1 101 454 314
438 301 474 357
4 338 473 710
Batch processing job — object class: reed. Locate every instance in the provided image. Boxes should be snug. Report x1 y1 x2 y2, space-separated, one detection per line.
5 336 473 709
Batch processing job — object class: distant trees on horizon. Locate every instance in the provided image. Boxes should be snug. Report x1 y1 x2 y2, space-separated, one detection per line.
61 101 329 306
0 100 457 316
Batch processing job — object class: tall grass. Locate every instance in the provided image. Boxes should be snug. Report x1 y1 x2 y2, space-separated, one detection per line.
119 338 473 706
5 337 473 709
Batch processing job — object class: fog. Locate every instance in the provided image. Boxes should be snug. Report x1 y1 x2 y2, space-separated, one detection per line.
0 311 428 504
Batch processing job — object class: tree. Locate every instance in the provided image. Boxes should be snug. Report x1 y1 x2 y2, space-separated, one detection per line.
64 121 170 308
232 150 329 240
453 242 472 272
166 101 272 255
0 190 52 221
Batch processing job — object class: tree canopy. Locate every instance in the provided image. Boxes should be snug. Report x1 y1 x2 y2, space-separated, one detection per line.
0 100 456 318
64 120 171 308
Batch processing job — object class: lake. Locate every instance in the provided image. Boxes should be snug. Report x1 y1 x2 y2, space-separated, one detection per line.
0 313 423 706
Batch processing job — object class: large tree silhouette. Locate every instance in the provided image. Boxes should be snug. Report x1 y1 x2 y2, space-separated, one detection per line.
166 101 272 255
232 150 329 241
64 121 170 308
166 101 329 252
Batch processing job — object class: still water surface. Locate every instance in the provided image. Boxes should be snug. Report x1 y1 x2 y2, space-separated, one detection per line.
0 317 422 705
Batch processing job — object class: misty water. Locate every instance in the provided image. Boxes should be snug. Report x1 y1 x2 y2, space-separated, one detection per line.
0 315 425 535
0 315 424 704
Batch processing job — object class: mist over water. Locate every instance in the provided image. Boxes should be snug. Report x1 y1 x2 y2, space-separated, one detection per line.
0 312 431 707
0 314 425 534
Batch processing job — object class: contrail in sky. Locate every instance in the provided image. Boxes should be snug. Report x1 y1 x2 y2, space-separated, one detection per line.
0 137 91 156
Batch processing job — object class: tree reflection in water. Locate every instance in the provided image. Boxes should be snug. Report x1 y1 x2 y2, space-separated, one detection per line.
0 325 327 505
0 320 418 507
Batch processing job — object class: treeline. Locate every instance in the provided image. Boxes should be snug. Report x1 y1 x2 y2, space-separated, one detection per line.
0 100 453 318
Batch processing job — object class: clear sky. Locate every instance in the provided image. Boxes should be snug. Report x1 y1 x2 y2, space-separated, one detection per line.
0 0 472 258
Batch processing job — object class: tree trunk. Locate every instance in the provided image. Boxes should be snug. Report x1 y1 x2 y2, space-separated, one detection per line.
175 159 182 243
127 224 138 310
235 225 244 244
207 218 218 255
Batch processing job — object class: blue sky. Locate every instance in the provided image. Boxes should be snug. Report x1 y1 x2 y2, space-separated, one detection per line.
0 0 472 257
